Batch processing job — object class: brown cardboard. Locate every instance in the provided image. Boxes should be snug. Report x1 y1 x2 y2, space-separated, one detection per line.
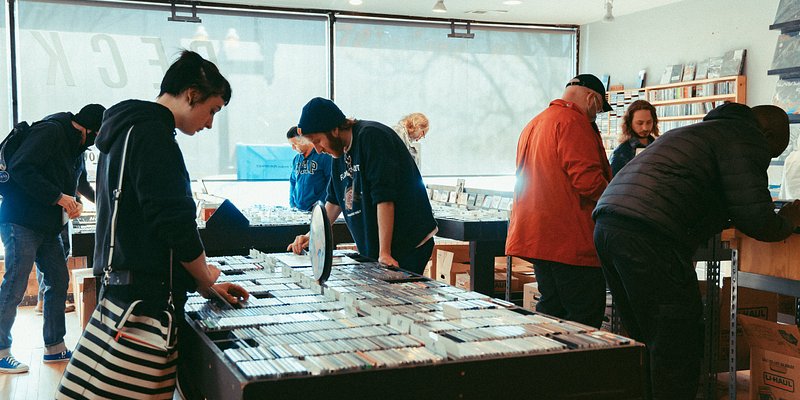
494 273 521 292
71 268 97 330
523 282 540 311
435 253 469 286
740 315 800 400
430 240 470 281
698 277 780 372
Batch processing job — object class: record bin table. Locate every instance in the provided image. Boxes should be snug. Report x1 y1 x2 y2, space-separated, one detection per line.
433 217 508 296
724 229 800 399
70 221 352 268
179 253 646 400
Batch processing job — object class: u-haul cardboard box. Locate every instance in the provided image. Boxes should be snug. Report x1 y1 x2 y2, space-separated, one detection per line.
740 314 800 400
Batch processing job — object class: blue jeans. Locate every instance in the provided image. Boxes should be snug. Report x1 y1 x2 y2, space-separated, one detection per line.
36 224 71 302
0 223 68 355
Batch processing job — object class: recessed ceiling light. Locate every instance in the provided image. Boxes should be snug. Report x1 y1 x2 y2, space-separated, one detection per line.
502 0 522 5
349 0 363 5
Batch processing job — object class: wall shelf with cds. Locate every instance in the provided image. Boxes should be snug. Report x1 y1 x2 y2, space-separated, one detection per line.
599 75 746 153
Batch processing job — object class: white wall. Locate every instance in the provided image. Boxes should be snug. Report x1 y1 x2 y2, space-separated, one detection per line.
580 0 781 107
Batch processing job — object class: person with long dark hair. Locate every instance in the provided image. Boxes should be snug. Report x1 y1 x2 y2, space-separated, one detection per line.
609 100 660 176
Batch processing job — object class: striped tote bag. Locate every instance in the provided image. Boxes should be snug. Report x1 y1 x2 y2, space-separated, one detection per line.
55 296 178 399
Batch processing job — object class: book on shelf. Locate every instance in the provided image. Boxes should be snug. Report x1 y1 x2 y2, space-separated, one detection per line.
636 69 646 88
659 66 672 85
772 32 800 71
682 63 696 82
707 57 723 79
720 49 746 77
774 0 800 26
695 60 709 80
669 64 684 83
774 78 800 115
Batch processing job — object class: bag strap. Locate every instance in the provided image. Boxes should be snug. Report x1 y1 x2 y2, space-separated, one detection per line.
102 125 174 307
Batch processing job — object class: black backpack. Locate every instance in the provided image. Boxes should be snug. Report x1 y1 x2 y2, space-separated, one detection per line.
0 120 55 195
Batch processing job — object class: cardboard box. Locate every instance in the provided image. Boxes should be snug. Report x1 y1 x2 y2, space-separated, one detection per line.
523 282 540 311
71 268 97 330
429 240 470 283
435 253 470 286
740 315 800 400
700 277 779 372
494 273 520 292
493 256 533 272
455 273 470 291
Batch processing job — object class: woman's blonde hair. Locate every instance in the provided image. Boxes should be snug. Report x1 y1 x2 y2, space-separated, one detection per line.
401 113 429 132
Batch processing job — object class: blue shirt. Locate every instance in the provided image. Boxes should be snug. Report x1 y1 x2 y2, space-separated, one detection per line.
289 149 332 211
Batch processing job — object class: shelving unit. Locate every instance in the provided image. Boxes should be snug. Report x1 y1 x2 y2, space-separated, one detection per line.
599 75 746 155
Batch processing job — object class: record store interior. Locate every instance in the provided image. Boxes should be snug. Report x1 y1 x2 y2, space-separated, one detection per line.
1 0 800 399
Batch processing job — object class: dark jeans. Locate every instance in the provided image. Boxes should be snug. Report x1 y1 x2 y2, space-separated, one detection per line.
530 259 605 329
594 215 703 400
397 237 435 275
0 223 68 354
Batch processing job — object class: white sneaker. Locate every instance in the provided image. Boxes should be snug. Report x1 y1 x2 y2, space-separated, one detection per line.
0 355 29 373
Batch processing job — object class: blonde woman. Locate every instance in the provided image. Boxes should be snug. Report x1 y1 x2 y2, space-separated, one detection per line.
393 112 429 170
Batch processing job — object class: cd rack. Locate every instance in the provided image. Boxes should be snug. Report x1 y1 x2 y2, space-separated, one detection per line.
179 253 646 400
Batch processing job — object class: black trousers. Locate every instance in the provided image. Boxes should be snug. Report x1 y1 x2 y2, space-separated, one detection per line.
397 237 435 275
594 215 703 400
529 259 606 329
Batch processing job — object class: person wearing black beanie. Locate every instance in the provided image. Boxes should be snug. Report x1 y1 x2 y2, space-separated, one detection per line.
288 97 438 275
0 102 105 374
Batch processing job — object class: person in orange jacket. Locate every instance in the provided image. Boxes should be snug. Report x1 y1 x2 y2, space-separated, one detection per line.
505 74 612 328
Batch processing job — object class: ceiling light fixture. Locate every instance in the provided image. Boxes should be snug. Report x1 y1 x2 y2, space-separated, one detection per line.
432 0 447 13
349 0 363 5
602 0 615 23
502 0 522 5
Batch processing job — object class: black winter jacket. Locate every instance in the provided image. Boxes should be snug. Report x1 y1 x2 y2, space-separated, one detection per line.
93 100 202 297
593 103 794 250
0 112 87 234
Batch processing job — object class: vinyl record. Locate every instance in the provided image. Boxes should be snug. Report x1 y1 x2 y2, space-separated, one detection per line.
309 202 333 284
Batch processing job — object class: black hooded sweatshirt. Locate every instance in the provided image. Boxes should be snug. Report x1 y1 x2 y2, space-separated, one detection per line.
0 112 87 235
594 102 794 250
93 100 202 298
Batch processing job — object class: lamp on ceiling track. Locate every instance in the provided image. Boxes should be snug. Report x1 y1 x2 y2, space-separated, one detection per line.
432 0 447 13
602 0 615 23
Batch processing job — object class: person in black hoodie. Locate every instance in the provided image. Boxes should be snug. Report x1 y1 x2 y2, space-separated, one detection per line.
0 103 105 373
593 103 800 399
287 98 437 274
76 50 247 396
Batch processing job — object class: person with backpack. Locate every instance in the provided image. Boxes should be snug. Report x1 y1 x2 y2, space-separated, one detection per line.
0 103 105 373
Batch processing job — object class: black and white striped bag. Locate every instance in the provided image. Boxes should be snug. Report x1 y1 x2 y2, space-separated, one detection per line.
55 296 178 399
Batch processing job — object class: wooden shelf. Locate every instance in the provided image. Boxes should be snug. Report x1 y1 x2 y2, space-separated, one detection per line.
659 115 705 122
645 75 743 91
599 75 745 138
649 94 736 106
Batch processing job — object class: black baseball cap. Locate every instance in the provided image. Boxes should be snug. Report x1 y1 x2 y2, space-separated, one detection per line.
566 74 612 112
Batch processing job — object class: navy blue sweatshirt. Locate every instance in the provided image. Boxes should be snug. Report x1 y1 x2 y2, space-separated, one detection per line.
290 149 332 211
93 100 202 296
0 113 87 234
326 120 437 260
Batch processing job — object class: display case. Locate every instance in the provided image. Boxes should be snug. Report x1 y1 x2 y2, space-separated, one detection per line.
179 253 646 399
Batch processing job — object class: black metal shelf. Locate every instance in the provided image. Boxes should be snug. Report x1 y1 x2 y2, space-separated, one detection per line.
770 19 800 34
767 66 800 79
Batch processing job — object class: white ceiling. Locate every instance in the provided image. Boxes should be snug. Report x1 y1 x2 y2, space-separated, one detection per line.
202 0 686 25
